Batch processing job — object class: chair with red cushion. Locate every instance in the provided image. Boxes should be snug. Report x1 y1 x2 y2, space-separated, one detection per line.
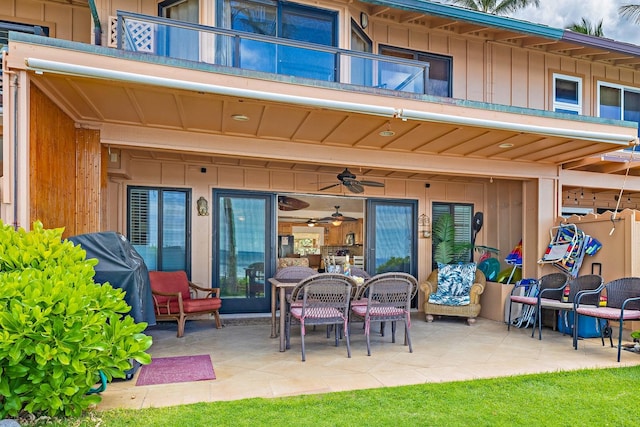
149 270 222 338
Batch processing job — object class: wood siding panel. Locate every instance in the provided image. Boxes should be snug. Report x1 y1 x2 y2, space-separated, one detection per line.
576 61 592 115
465 40 484 102
75 128 102 234
245 168 270 189
559 57 577 74
450 37 468 100
371 21 388 44
217 166 244 188
3 0 90 41
29 85 77 236
409 28 428 52
428 32 448 55
511 49 528 108
528 52 545 110
383 179 406 196
295 172 319 192
160 163 186 184
388 25 409 47
271 171 295 190
491 44 512 106
44 3 74 40
132 160 162 183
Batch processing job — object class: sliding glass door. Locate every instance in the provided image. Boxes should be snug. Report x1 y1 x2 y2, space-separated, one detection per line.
213 190 275 313
365 199 418 277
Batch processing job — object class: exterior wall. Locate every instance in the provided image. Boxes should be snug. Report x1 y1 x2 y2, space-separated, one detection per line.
486 179 525 275
29 85 103 237
105 155 529 293
347 6 640 114
0 0 91 42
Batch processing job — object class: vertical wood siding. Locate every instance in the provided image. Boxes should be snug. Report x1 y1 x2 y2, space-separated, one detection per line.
29 85 103 237
29 85 78 236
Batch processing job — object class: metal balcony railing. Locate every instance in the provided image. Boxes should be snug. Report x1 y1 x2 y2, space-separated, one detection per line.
115 11 431 95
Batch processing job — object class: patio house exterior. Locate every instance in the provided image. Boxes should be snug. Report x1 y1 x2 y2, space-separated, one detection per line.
2 0 640 316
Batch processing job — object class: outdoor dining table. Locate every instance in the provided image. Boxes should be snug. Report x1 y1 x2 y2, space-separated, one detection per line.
269 274 366 352
268 277 302 352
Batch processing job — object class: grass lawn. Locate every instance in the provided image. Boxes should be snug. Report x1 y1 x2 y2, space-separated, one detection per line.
20 365 640 426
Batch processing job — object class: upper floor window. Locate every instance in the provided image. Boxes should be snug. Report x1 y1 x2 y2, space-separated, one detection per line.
218 0 337 80
598 81 640 137
553 74 582 115
0 20 48 47
379 45 452 97
351 19 372 87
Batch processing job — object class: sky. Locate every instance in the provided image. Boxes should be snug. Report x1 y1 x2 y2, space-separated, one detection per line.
509 1 640 46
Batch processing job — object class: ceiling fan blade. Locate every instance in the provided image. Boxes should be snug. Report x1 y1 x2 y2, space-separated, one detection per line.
358 180 385 187
278 196 310 211
344 181 364 193
318 183 341 191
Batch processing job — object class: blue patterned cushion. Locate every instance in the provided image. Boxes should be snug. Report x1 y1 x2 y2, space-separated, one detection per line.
428 263 476 306
428 293 470 306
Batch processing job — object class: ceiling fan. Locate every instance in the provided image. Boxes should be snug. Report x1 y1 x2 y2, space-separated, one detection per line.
320 206 357 226
278 195 310 211
319 168 385 194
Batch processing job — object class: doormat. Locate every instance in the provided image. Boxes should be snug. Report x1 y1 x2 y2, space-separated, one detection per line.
135 354 216 386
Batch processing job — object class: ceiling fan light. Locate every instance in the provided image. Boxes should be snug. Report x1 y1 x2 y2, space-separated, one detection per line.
332 219 343 226
307 220 316 227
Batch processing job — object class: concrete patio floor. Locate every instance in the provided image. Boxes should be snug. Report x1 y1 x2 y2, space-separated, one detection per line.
96 313 640 410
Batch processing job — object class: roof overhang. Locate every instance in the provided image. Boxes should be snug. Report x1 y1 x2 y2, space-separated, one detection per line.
5 36 638 180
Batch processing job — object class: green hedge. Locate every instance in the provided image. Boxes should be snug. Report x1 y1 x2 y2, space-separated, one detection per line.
0 221 152 418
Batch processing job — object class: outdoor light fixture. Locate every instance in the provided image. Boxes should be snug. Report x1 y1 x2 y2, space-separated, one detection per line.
231 114 249 121
379 121 395 137
418 213 431 238
197 196 209 216
360 12 369 29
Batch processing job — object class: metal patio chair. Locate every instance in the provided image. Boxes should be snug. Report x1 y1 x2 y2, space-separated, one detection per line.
574 277 640 362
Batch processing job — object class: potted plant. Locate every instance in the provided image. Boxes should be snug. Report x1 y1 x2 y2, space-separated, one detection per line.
432 213 473 266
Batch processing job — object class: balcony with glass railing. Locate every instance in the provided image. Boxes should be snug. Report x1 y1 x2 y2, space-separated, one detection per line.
113 11 431 96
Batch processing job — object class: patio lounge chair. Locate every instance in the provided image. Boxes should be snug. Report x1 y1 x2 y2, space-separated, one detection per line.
421 265 486 325
149 270 222 338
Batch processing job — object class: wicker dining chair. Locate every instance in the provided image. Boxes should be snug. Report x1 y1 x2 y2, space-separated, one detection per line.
574 277 640 362
350 272 417 356
285 274 355 361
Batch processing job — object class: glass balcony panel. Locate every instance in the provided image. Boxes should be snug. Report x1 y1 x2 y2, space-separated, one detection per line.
239 39 277 73
278 45 335 81
117 12 432 96
379 61 425 94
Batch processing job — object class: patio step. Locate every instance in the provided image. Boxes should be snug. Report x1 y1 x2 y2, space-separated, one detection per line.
221 313 271 326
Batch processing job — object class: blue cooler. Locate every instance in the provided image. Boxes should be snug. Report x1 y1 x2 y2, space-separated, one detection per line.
557 311 607 338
